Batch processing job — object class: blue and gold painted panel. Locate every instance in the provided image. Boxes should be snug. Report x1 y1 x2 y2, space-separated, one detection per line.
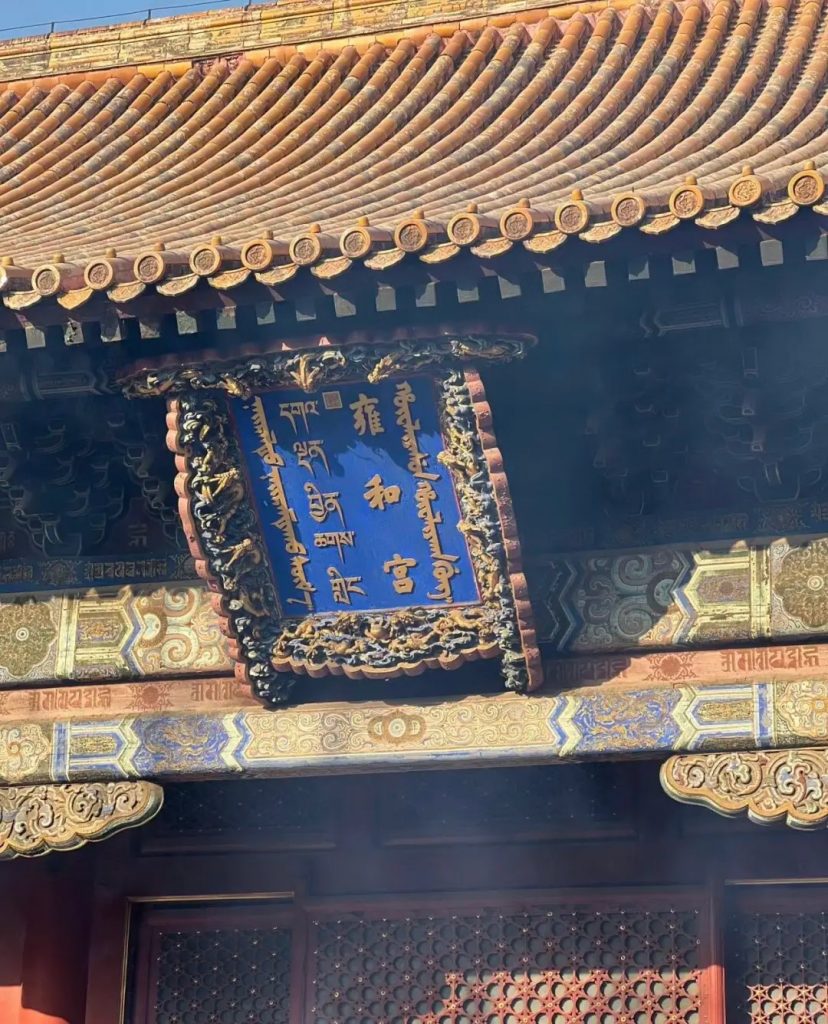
2 674 828 785
234 377 477 616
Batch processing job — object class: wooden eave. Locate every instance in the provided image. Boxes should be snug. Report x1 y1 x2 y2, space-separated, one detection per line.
0 0 825 335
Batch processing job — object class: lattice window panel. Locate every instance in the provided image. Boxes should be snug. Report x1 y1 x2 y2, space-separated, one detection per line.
377 764 634 845
727 906 828 1024
150 925 292 1024
151 777 341 843
312 904 702 1024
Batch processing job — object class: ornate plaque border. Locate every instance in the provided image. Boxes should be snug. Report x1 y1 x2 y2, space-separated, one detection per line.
123 334 541 705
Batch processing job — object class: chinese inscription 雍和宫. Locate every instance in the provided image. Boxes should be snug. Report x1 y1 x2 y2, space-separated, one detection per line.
232 378 479 616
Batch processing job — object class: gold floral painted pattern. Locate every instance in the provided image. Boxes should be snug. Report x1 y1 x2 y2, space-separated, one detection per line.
0 601 57 678
776 540 828 629
0 722 51 783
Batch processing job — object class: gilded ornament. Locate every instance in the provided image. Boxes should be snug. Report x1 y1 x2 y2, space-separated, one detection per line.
775 540 828 628
0 722 51 783
0 781 163 858
0 600 57 677
662 748 828 829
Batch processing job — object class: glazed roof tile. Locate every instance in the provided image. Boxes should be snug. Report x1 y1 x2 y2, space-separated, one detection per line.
1 0 828 307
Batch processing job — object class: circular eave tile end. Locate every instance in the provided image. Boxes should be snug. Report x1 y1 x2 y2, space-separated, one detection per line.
788 168 825 207
393 217 429 254
339 226 372 259
241 238 276 271
84 258 115 291
500 206 535 241
134 251 167 284
554 198 589 234
447 210 482 246
729 174 763 209
289 232 323 266
190 244 222 277
32 263 62 297
611 193 647 227
669 182 705 219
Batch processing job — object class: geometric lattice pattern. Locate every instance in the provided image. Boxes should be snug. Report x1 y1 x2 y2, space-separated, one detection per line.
727 909 828 1024
378 765 631 844
156 777 341 839
312 906 702 1024
153 927 292 1023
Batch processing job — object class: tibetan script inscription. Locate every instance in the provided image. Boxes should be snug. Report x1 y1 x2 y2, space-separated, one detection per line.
232 378 478 616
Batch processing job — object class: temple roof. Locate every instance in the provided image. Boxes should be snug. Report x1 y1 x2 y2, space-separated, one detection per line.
1 0 827 308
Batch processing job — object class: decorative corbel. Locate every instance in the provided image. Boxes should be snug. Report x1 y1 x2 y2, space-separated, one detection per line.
661 747 828 829
0 781 163 858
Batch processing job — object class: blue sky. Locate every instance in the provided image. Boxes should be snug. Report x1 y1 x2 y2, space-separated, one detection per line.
0 0 244 38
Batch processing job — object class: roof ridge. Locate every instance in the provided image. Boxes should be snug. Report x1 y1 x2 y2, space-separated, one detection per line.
0 0 631 84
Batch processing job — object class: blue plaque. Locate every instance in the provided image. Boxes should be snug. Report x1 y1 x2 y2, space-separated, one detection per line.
231 377 478 616
131 334 542 703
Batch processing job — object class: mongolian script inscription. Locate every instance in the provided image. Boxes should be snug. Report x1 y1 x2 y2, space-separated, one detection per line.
232 378 478 616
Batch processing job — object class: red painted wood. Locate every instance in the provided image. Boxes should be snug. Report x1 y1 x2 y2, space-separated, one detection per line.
0 864 28 1024
19 862 92 1024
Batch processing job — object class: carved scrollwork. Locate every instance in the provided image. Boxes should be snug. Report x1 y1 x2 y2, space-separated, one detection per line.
120 335 530 400
661 748 828 829
0 781 164 858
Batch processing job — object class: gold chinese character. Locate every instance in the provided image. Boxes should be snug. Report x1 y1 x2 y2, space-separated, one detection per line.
350 393 384 436
305 482 345 525
364 473 402 510
293 440 329 477
384 554 417 595
327 566 366 605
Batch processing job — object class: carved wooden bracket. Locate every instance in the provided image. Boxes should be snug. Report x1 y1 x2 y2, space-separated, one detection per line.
661 748 828 829
0 781 164 858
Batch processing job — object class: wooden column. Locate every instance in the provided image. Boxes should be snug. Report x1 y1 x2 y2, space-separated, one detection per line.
18 860 93 1024
0 863 27 1024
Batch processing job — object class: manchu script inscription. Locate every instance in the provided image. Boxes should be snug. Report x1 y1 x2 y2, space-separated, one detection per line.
231 378 478 616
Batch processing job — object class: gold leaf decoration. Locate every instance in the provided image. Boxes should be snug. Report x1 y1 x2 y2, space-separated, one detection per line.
661 748 828 829
0 781 164 858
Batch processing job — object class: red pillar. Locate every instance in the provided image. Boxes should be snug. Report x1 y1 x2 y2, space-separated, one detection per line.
17 859 92 1024
0 863 27 1024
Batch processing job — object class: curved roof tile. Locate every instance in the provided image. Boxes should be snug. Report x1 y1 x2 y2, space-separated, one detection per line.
1 0 827 305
